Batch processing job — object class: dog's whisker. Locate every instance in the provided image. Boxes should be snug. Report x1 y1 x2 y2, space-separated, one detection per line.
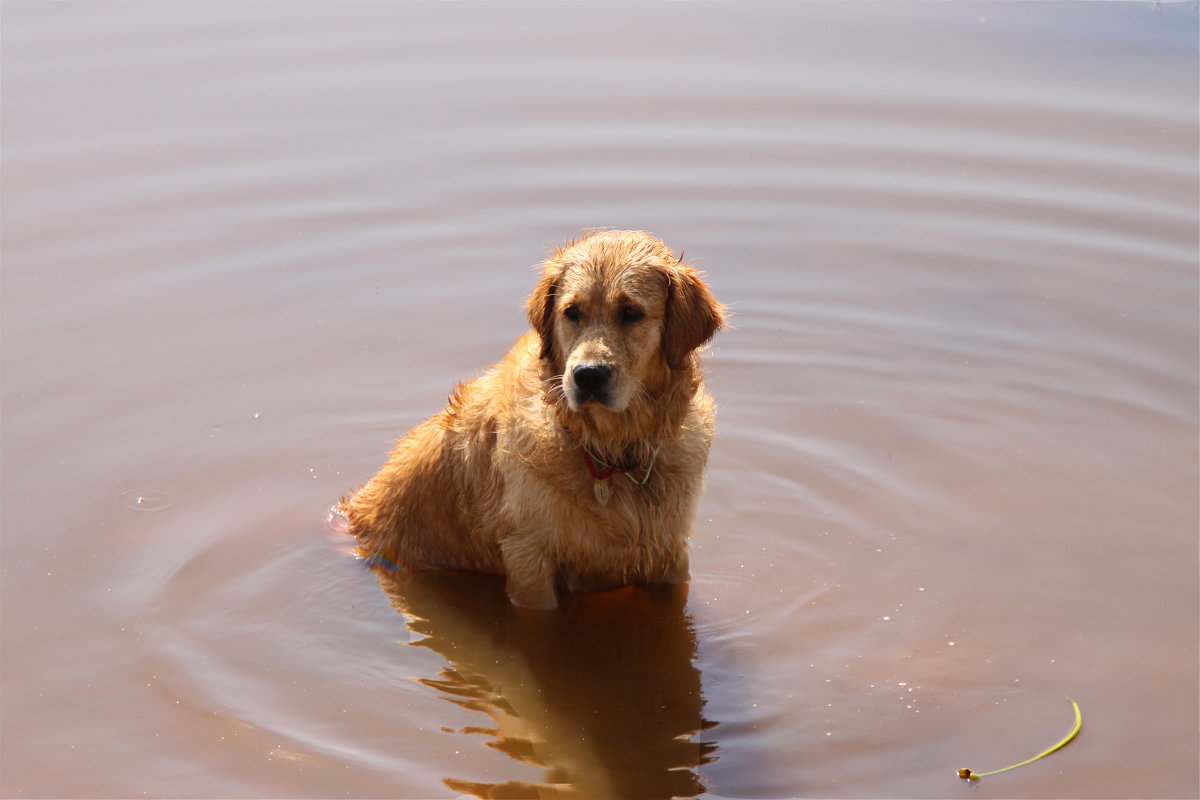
628 380 652 409
541 376 568 405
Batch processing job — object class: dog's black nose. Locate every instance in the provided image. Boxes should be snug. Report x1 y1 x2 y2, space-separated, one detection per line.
572 363 612 395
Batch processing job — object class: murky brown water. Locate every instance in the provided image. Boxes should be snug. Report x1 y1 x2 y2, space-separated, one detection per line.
3 3 1197 798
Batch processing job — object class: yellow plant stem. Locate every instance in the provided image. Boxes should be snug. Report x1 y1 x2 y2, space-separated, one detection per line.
958 698 1082 781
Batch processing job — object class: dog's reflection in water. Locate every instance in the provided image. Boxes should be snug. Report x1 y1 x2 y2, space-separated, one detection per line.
375 566 718 799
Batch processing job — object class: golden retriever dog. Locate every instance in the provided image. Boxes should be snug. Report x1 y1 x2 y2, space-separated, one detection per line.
342 230 723 608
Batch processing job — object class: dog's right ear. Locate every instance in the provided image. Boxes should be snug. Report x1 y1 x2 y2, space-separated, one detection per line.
526 266 560 360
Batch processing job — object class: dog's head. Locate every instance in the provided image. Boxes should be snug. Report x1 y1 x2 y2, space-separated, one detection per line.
526 231 723 417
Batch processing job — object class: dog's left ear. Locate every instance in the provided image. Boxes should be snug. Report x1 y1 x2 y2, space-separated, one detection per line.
663 264 724 369
526 265 561 360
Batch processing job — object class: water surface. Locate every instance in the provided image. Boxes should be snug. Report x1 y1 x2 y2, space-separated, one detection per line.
2 2 1197 798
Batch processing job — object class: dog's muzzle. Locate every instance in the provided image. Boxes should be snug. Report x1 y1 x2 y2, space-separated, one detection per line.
569 362 613 407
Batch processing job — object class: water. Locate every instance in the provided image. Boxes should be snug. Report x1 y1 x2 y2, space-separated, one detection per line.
2 2 1196 798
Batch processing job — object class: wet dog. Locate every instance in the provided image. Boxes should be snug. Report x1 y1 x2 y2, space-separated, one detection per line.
342 230 723 608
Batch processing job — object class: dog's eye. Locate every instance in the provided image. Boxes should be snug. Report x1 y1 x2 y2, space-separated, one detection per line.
563 305 582 322
619 305 645 324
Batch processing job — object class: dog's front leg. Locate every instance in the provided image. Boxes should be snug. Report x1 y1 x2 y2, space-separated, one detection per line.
499 534 558 609
660 545 690 585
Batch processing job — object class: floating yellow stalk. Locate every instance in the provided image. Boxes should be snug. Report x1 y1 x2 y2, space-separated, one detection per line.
958 698 1082 781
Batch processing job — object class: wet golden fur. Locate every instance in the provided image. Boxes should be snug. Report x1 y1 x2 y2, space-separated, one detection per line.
342 230 723 608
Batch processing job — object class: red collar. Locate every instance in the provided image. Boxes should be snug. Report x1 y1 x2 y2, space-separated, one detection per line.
581 445 661 487
581 449 618 480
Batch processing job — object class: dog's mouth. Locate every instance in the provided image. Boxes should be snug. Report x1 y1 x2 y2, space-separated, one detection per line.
571 389 611 409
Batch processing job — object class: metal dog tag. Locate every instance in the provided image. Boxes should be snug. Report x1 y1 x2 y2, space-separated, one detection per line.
593 478 611 505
